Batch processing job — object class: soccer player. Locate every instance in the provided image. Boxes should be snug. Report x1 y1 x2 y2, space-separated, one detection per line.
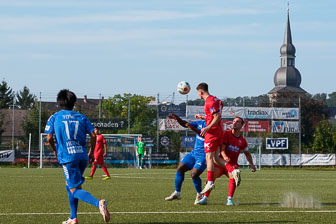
198 117 257 206
165 113 206 204
136 137 145 169
85 126 111 180
195 83 231 194
45 89 110 224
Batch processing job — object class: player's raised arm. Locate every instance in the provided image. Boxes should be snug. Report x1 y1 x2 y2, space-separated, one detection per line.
194 114 205 120
169 113 201 135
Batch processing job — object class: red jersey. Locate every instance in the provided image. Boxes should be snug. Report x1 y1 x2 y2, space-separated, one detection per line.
222 130 248 165
204 95 223 140
94 134 106 156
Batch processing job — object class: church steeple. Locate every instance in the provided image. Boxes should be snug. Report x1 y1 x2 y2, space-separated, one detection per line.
268 8 306 99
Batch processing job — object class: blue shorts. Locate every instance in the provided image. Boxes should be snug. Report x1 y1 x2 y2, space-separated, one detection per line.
62 159 88 189
181 152 206 172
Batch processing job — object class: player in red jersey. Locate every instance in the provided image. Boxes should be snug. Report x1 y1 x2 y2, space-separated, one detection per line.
85 127 111 180
195 83 232 194
198 117 256 205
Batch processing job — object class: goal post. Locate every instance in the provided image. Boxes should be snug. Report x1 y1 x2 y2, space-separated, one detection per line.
244 137 263 171
40 133 152 168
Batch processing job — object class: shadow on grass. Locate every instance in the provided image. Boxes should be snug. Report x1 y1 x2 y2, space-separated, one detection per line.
112 222 297 224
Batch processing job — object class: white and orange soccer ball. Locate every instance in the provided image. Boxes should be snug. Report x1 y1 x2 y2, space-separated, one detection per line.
177 81 191 95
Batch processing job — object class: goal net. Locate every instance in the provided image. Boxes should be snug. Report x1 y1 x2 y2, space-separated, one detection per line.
39 133 151 168
238 137 262 171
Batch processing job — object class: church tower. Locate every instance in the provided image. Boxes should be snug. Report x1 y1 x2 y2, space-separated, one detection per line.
268 10 306 102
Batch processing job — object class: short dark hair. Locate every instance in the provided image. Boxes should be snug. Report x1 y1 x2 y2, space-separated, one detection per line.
235 116 245 125
57 89 77 110
196 83 208 92
94 126 99 129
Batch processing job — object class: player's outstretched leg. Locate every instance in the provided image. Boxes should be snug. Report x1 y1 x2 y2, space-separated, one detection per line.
99 199 111 222
165 171 184 201
62 218 78 224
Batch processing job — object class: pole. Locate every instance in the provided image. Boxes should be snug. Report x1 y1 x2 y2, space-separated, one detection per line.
39 92 42 168
271 101 273 168
99 93 102 119
299 97 302 167
156 93 160 153
128 95 130 134
28 133 31 168
12 95 15 151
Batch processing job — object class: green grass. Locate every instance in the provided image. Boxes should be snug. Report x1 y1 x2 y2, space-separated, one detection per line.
0 167 336 223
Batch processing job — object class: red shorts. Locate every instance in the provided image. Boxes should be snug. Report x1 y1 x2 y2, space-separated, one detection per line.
214 163 239 179
204 137 222 153
93 154 104 166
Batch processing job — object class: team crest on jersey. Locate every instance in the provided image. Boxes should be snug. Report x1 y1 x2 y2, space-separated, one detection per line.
228 144 240 153
204 143 210 150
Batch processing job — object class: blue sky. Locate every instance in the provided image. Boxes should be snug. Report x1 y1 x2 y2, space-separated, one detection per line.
0 0 335 103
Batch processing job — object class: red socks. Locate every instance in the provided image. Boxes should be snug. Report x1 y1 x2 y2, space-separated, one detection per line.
90 166 96 177
102 166 110 177
225 163 235 173
207 171 214 182
228 178 236 197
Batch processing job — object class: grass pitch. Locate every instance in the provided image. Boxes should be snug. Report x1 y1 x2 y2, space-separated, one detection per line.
0 167 336 223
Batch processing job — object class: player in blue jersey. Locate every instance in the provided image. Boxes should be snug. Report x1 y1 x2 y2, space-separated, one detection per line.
165 113 207 205
45 89 110 224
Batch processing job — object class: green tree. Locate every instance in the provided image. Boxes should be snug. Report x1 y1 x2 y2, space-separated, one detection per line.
0 112 4 144
327 92 336 107
313 120 336 153
0 80 14 109
22 102 51 149
101 94 156 135
16 86 36 109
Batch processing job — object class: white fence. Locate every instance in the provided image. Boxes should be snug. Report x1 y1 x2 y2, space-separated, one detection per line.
180 153 336 166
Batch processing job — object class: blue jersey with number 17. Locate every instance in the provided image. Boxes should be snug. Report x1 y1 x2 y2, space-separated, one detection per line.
189 120 206 154
44 110 95 164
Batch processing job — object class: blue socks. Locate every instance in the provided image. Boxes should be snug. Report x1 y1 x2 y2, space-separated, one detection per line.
192 176 202 193
73 189 99 208
66 185 78 219
174 171 184 192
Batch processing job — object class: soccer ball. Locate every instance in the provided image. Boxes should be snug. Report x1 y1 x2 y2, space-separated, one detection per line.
177 81 191 95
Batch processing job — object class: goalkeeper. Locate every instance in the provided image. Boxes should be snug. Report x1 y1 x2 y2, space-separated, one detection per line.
165 113 206 205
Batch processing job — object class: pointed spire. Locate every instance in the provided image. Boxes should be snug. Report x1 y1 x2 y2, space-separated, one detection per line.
284 8 292 45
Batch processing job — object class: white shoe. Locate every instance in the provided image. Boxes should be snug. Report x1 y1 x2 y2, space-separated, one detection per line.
197 196 208 205
139 167 142 169
200 182 215 194
99 199 110 223
165 191 181 201
194 194 202 205
62 218 78 224
232 169 241 187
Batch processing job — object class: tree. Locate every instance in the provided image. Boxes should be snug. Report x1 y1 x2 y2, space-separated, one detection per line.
313 120 336 153
0 112 4 144
16 86 36 109
22 102 51 149
101 94 156 135
0 80 14 109
327 92 336 107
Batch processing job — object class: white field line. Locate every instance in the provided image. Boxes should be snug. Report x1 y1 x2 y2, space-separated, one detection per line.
1 210 336 216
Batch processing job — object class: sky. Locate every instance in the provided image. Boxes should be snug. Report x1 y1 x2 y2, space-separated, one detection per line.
0 0 335 103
